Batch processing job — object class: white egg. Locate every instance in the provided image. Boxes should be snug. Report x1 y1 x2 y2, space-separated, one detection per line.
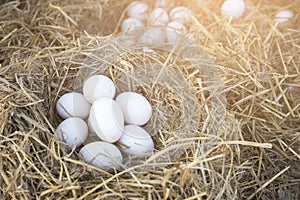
139 28 166 44
169 6 192 23
56 92 91 119
275 10 293 23
155 0 174 11
221 0 246 18
166 21 187 43
87 116 96 134
79 141 123 172
126 1 149 21
118 125 154 155
83 75 116 104
89 97 124 143
121 18 144 32
116 92 152 126
56 117 88 148
149 8 169 27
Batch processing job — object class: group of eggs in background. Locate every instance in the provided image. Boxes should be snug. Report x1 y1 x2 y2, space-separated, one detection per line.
121 0 192 43
56 75 154 172
121 0 294 43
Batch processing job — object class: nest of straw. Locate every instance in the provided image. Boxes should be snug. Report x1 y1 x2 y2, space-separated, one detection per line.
0 0 299 199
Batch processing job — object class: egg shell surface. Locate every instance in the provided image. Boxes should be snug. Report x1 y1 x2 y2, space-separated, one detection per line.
139 28 166 44
56 92 91 119
221 0 246 18
87 116 96 134
118 125 154 155
169 6 192 23
79 141 123 172
166 21 187 43
89 97 124 143
127 1 149 21
155 0 174 11
275 10 293 23
83 75 116 104
149 7 169 27
121 18 144 32
56 117 88 148
116 92 152 126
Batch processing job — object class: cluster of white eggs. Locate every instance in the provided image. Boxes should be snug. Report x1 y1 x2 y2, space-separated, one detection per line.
55 75 154 172
121 0 192 43
120 0 293 45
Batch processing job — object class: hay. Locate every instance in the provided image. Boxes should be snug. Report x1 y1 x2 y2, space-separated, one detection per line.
0 0 299 199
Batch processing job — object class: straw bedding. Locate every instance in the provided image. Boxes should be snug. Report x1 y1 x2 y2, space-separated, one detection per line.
0 0 299 199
